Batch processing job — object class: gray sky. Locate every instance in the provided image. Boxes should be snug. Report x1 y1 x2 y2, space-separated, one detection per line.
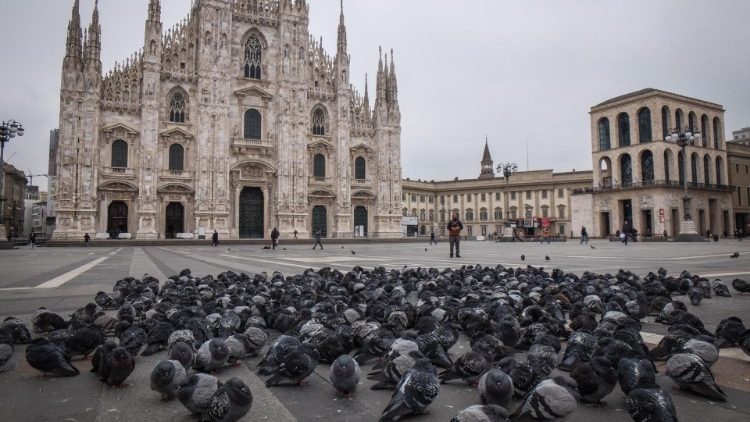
2 0 749 192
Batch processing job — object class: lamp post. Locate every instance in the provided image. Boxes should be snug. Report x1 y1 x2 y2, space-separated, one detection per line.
497 162 518 184
665 126 701 240
0 120 25 243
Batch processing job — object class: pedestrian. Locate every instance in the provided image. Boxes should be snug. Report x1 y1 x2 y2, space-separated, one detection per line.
29 232 36 249
271 227 280 250
211 229 219 247
620 231 628 245
580 226 588 244
540 228 551 244
293 229 298 239
446 213 463 258
84 232 90 247
312 229 324 250
429 231 437 245
739 228 744 242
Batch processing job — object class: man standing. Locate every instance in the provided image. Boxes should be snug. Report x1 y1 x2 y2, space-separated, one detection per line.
211 230 219 247
84 232 90 247
447 214 463 258
580 226 588 244
29 232 36 249
312 229 323 250
429 231 437 245
293 229 298 239
271 227 280 250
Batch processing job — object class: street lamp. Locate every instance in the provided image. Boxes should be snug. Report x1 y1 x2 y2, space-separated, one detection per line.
497 162 518 183
665 126 701 239
0 119 25 242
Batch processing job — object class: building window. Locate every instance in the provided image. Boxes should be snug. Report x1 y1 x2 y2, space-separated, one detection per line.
641 150 654 183
620 154 632 187
678 151 685 185
558 189 564 198
466 208 474 221
453 195 458 203
701 115 709 147
440 195 445 205
313 153 326 178
638 107 652 143
559 224 566 236
169 92 186 123
713 117 721 149
429 209 434 222
402 208 407 217
480 208 488 221
412 194 417 202
688 112 697 133
558 206 566 219
494 207 502 220
705 156 712 184
510 207 517 219
402 193 406 201
495 192 501 200
467 226 472 236
747 187 750 206
111 139 128 168
312 108 326 135
676 109 684 132
716 157 723 185
244 109 261 139
244 35 262 79
168 143 184 171
481 193 486 202
481 225 487 236
420 209 426 221
598 118 610 150
661 106 671 139
511 192 516 200
525 191 531 200
429 196 434 204
354 156 366 179
412 208 417 217
542 206 549 218
542 190 548 199
420 195 425 203
691 153 698 184
440 210 445 222
618 112 630 147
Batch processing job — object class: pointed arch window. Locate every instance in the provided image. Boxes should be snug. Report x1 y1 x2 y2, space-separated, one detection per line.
354 156 366 179
244 35 262 79
620 154 632 187
169 144 184 171
169 92 186 123
313 153 326 178
111 139 128 168
244 109 261 139
638 107 652 143
312 108 326 135
618 113 630 147
598 118 610 150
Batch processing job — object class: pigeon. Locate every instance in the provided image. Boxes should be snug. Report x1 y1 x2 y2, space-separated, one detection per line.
439 344 491 385
545 255 550 261
265 344 319 387
732 278 750 293
168 340 195 370
625 385 678 422
450 404 510 422
618 358 656 396
590 244 596 249
150 360 187 401
257 334 301 376
0 340 13 371
66 326 104 358
730 252 740 258
25 338 79 377
498 357 538 398
91 340 118 378
142 321 175 356
242 327 269 357
379 357 440 422
527 343 557 378
570 356 617 404
206 377 253 422
32 308 67 334
225 334 253 366
510 376 579 420
369 350 424 390
351 250 356 255
740 329 750 357
178 373 222 417
103 346 135 387
558 332 597 371
521 255 525 261
712 281 731 297
195 338 230 373
687 288 704 306
1 317 32 344
666 353 726 401
478 369 513 407
681 338 719 368
330 354 361 397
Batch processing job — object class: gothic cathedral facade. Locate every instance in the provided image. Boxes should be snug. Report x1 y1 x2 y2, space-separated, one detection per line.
52 0 403 240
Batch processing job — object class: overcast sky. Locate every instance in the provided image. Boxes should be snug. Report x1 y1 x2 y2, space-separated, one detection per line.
2 0 749 191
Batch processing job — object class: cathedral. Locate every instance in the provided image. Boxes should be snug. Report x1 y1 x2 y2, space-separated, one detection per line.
52 0 403 240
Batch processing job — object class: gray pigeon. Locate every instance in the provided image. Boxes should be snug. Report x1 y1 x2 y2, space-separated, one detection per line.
510 377 579 420
66 326 103 358
666 353 726 401
119 325 148 357
225 334 253 366
103 346 135 387
257 334 301 375
1 317 32 344
195 338 230 373
379 357 439 422
682 338 719 368
150 360 187 401
369 350 424 390
168 340 195 370
25 338 79 377
242 326 269 357
478 369 513 407
207 377 253 422
625 385 678 422
450 404 510 422
0 341 14 371
90 340 117 378
618 357 656 396
330 354 361 397
527 343 558 377
570 356 617 404
178 373 222 416
439 345 491 385
265 344 319 387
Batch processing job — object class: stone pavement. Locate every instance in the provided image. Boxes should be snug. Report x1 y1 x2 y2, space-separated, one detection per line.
1 240 749 421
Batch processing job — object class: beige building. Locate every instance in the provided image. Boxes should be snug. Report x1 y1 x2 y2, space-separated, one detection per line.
52 0 403 240
578 88 734 238
401 143 592 238
727 140 750 233
1 163 28 239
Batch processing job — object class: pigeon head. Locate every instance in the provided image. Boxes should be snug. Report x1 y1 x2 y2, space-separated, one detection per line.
299 344 320 361
225 377 253 405
332 355 357 377
111 347 131 363
209 338 229 360
152 360 176 385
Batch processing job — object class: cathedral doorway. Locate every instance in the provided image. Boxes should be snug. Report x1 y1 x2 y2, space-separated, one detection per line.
239 187 264 238
107 201 128 235
165 202 184 239
312 205 327 237
354 206 368 237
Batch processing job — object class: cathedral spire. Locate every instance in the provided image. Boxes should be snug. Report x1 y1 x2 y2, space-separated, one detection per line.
387 48 398 105
148 0 162 23
363 73 370 110
84 0 101 64
337 0 347 54
65 0 83 61
376 46 386 107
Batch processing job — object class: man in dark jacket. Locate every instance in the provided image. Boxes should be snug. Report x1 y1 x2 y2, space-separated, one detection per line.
271 227 280 250
211 230 219 247
447 214 463 258
312 230 323 250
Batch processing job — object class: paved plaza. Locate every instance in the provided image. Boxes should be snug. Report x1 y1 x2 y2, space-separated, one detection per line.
0 239 749 421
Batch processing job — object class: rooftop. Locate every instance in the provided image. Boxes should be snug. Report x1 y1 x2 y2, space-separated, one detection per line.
592 88 723 110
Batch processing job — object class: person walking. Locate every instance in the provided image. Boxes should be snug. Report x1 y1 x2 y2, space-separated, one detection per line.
620 231 628 245
293 229 298 239
312 229 324 250
580 226 588 244
29 232 36 249
271 227 280 250
738 228 744 242
429 231 437 245
447 214 463 258
84 232 90 247
211 230 219 247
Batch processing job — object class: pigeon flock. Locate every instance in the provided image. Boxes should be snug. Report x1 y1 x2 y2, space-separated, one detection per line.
0 264 750 422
